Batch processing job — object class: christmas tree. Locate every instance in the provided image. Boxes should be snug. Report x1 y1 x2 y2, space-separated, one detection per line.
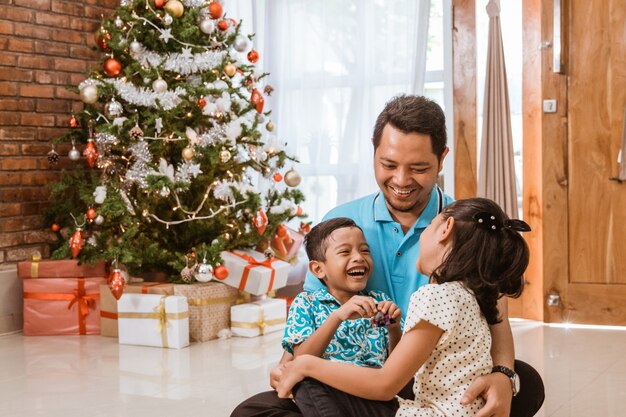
44 0 305 282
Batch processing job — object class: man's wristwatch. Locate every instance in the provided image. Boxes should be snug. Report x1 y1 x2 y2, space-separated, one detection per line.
492 365 520 397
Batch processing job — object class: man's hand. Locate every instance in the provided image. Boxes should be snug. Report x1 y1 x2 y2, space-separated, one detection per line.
375 300 402 328
276 356 310 399
333 295 377 321
270 351 294 390
461 371 512 417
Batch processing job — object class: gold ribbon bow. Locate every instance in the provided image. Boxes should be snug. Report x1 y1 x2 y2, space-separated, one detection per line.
30 251 42 278
231 308 286 336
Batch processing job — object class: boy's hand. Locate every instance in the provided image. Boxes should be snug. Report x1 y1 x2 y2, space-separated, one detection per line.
332 295 377 322
375 301 402 328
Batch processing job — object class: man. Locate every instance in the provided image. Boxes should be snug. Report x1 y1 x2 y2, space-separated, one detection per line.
232 95 544 417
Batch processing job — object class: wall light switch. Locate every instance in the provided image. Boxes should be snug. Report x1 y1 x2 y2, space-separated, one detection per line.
543 99 557 113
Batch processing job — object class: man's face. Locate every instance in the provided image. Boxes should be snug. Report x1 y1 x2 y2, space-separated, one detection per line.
374 124 446 217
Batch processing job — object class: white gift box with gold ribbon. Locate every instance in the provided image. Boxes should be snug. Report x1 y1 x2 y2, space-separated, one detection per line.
118 294 190 349
230 298 287 338
219 250 290 296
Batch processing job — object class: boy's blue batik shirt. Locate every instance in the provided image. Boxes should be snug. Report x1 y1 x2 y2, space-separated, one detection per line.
303 187 454 317
282 287 392 368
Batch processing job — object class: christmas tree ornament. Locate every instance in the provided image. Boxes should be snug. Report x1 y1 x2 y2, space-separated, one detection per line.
163 14 173 25
130 40 142 54
104 98 123 118
95 215 104 225
284 168 302 187
233 35 248 52
265 121 274 132
114 16 124 28
180 265 195 283
224 63 236 77
182 145 194 161
86 208 97 220
228 18 238 27
259 150 268 162
263 84 274 96
51 223 60 232
199 19 215 34
96 30 112 51
164 0 184 17
213 264 229 280
108 268 126 300
80 85 98 104
83 139 98 168
68 115 79 128
68 141 81 161
252 208 268 235
247 49 259 63
152 78 168 93
208 2 223 19
217 20 229 31
154 0 165 7
250 88 264 113
219 148 231 163
47 147 59 165
129 125 144 140
104 58 122 77
69 228 84 258
296 206 303 216
197 96 206 108
273 172 283 182
194 258 214 282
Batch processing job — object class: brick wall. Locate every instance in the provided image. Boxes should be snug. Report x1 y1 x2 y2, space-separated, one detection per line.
0 0 117 265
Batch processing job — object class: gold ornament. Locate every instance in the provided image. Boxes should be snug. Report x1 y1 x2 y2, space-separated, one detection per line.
284 168 302 187
224 63 236 77
219 149 231 163
80 85 98 104
265 121 275 132
182 146 194 161
164 0 184 17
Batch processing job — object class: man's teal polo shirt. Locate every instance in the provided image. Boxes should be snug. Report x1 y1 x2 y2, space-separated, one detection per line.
303 186 454 316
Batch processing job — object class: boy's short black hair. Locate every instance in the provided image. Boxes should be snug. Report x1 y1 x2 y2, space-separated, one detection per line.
304 217 362 262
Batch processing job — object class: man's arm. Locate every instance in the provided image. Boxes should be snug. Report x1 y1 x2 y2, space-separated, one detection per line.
461 297 514 417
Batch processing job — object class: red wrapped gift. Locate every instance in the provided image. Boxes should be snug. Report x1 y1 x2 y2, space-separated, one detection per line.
270 225 304 262
18 260 107 336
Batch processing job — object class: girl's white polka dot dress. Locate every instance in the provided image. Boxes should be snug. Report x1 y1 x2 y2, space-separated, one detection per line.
396 281 493 417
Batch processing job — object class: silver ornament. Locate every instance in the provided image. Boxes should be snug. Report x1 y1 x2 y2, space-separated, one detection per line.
284 168 302 187
94 215 104 225
160 186 170 197
233 35 248 52
104 98 123 118
194 259 214 282
219 149 231 163
163 14 173 26
130 40 142 54
199 19 215 34
152 78 168 93
79 85 98 104
114 17 124 28
68 145 81 161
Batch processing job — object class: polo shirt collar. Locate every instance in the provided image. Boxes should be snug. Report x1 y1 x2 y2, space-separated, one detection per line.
314 287 369 304
373 188 440 230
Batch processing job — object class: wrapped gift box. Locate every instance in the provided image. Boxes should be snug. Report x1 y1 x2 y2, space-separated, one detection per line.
230 298 287 338
18 260 107 336
174 282 239 342
118 294 189 349
270 226 305 262
100 282 174 338
219 250 290 296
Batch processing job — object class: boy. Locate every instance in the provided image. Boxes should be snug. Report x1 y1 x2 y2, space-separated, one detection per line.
282 217 402 369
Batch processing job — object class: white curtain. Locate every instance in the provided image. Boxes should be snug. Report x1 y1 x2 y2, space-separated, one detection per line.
225 0 431 223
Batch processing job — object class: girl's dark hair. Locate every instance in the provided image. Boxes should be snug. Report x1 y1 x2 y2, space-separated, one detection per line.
431 198 529 324
304 217 361 262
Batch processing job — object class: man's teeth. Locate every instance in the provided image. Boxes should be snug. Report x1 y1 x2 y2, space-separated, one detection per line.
391 187 412 195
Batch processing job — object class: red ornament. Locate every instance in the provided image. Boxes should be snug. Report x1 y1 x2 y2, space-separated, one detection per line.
228 18 238 27
296 206 303 216
300 221 312 234
108 268 125 300
208 2 223 19
252 208 268 235
51 223 60 232
273 172 283 182
213 265 229 280
69 228 84 258
247 49 259 63
104 58 122 77
86 208 97 220
69 115 79 128
96 31 112 52
83 139 98 168
217 20 229 31
250 88 264 113
154 0 165 8
197 97 206 108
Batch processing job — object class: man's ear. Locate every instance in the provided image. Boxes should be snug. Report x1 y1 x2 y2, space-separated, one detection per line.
309 260 327 280
437 147 450 173
439 216 455 244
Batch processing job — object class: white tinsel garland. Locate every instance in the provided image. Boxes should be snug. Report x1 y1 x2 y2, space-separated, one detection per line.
130 41 229 76
105 79 187 111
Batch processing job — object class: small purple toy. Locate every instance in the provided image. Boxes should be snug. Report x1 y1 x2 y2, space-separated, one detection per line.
372 310 396 327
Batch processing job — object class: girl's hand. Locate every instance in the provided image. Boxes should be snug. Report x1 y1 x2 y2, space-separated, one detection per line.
333 295 377 322
376 300 402 328
276 356 309 398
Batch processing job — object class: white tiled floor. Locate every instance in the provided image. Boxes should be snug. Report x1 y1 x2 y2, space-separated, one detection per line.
1 320 626 417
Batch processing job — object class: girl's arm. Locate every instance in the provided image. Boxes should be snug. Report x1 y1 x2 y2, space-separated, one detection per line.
278 319 444 401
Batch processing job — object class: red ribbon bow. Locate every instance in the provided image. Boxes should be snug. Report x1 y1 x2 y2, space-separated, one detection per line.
231 251 278 293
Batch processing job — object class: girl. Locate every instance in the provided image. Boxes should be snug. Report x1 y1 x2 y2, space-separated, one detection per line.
276 198 531 417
